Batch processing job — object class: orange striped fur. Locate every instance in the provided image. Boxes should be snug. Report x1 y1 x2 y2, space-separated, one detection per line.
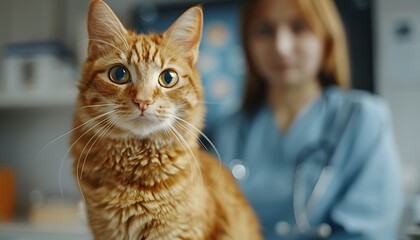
70 1 261 239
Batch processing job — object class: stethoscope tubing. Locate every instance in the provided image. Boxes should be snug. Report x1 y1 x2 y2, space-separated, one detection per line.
291 163 334 238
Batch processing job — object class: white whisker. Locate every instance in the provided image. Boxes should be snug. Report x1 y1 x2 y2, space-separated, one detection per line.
81 103 117 109
35 110 117 161
166 125 195 187
80 115 121 180
169 124 204 193
170 114 223 188
172 115 222 163
73 114 116 204
59 112 115 200
64 118 111 199
172 120 207 151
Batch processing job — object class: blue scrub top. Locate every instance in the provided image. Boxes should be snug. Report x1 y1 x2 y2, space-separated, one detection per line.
212 86 403 240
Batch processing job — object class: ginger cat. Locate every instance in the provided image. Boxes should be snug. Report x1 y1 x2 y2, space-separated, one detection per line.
70 1 261 239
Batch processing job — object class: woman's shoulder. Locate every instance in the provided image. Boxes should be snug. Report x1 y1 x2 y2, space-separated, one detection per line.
324 86 391 125
322 87 398 177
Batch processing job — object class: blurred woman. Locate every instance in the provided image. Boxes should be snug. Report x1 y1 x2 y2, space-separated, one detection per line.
213 0 403 239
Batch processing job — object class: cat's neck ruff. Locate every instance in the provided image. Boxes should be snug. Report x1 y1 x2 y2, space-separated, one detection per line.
72 124 201 186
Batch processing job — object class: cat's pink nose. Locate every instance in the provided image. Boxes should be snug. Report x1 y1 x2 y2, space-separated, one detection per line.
134 99 153 112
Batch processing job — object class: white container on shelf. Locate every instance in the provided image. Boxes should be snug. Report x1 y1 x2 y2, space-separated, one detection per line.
1 42 78 108
2 41 75 95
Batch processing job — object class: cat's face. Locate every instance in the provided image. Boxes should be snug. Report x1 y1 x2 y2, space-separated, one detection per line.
77 0 204 140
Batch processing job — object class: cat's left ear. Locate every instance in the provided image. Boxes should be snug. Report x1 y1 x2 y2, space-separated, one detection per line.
87 0 128 59
163 6 203 65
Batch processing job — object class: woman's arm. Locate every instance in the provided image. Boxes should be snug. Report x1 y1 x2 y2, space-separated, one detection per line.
327 98 403 240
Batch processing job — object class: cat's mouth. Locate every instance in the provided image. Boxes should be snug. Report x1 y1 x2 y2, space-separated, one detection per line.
105 103 175 137
129 112 159 124
133 116 157 125
117 110 171 136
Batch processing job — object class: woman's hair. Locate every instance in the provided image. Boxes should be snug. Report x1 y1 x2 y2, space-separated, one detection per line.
241 0 350 111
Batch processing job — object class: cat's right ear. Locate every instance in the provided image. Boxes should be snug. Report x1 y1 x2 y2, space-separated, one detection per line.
87 0 127 59
163 6 203 65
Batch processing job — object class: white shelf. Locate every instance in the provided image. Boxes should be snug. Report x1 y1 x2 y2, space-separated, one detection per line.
0 222 92 240
0 87 78 109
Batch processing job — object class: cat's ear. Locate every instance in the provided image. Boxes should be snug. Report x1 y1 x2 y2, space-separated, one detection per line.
87 0 127 59
163 6 203 65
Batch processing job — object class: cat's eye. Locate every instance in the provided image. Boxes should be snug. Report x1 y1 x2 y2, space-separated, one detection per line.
158 70 179 88
108 65 131 84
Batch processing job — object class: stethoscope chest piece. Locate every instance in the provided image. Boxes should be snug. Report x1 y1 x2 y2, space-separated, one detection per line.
229 159 250 181
275 221 292 236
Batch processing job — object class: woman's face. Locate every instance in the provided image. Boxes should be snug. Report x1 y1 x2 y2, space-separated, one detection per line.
247 0 324 88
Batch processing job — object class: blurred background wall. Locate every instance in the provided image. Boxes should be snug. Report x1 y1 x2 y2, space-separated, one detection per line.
375 1 420 235
375 0 420 194
0 0 419 239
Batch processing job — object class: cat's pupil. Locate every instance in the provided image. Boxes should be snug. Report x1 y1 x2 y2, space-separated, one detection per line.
164 72 173 85
114 67 126 82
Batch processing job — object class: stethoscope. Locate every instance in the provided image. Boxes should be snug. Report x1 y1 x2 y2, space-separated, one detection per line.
229 140 334 238
229 105 338 239
275 139 334 238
